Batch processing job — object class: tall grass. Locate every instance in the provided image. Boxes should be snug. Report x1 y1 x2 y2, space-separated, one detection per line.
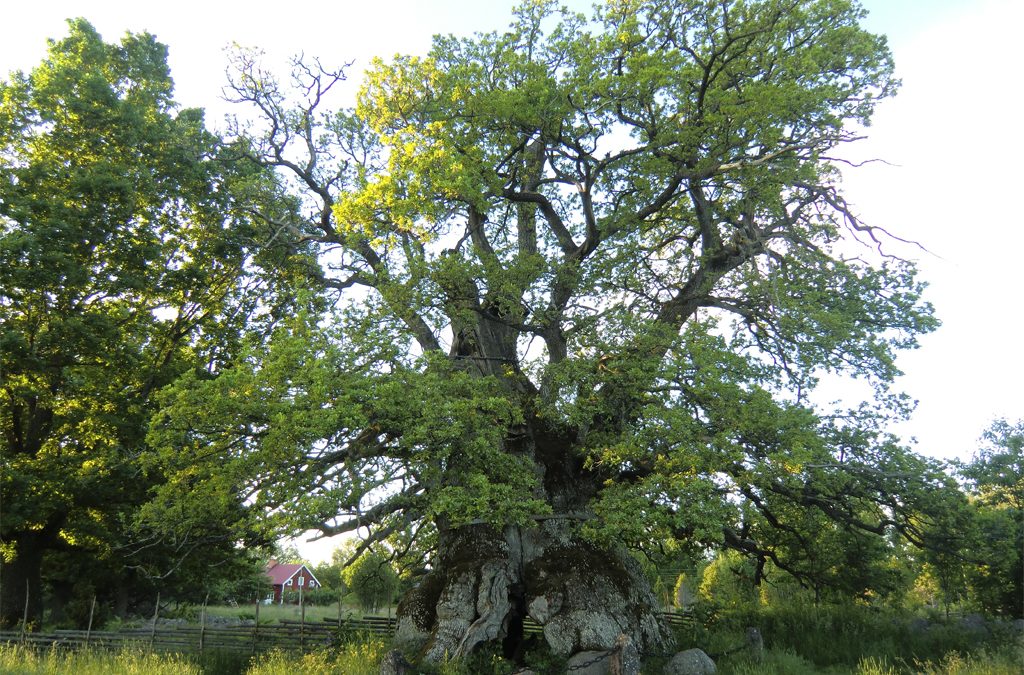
710 603 1015 668
717 645 1023 675
706 604 1023 675
3 606 1018 674
0 638 390 675
246 639 387 675
909 647 1024 675
719 648 833 675
852 646 1024 675
0 644 203 675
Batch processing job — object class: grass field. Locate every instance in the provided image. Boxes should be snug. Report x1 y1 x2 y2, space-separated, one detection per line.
3 604 1019 674
0 641 389 675
715 647 1024 675
1 639 1020 675
0 640 1019 675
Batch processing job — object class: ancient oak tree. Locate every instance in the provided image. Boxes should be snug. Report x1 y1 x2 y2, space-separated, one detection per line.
151 0 943 661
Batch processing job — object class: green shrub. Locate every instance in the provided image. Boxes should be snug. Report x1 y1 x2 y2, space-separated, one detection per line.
700 551 760 610
302 588 342 605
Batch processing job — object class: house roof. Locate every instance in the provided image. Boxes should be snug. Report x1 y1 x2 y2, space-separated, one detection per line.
265 561 321 587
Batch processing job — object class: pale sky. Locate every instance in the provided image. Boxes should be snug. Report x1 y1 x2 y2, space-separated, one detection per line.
4 1 1021 564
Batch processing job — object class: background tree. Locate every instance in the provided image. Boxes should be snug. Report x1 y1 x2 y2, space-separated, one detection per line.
699 550 760 610
342 549 400 614
956 419 1023 617
311 542 353 597
149 0 953 662
0 20 280 627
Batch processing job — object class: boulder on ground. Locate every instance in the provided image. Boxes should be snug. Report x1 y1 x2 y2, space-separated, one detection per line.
611 633 640 675
745 626 764 660
565 649 613 674
379 649 414 675
908 618 930 634
959 613 988 636
664 648 717 675
563 632 641 675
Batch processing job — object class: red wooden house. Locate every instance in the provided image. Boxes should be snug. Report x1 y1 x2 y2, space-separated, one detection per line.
265 560 322 604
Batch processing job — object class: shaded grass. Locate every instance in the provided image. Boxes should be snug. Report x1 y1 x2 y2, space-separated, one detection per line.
907 647 1024 675
720 648 841 675
700 603 1019 668
699 603 1024 675
716 644 1024 675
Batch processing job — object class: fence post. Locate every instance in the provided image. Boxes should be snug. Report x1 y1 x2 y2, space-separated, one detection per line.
252 594 260 656
86 596 96 647
199 593 209 654
299 585 305 649
20 580 29 645
150 593 160 649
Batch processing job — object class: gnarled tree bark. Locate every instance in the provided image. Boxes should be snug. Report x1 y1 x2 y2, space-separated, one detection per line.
394 422 671 662
395 519 670 662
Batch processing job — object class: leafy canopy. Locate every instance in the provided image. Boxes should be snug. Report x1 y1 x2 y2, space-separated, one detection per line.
148 0 947 589
0 19 283 623
955 420 1024 616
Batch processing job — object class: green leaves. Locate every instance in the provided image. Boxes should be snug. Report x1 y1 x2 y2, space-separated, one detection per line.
342 549 400 612
188 0 948 608
950 420 1024 615
0 20 284 622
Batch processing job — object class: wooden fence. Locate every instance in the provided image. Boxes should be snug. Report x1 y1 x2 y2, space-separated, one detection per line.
0 615 398 655
0 611 695 655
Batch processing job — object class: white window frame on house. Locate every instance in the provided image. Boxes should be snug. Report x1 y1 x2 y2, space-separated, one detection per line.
285 579 292 586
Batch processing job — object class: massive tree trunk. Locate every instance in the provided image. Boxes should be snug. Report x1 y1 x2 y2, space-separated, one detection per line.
394 425 671 662
395 521 670 662
388 299 673 663
0 532 46 629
